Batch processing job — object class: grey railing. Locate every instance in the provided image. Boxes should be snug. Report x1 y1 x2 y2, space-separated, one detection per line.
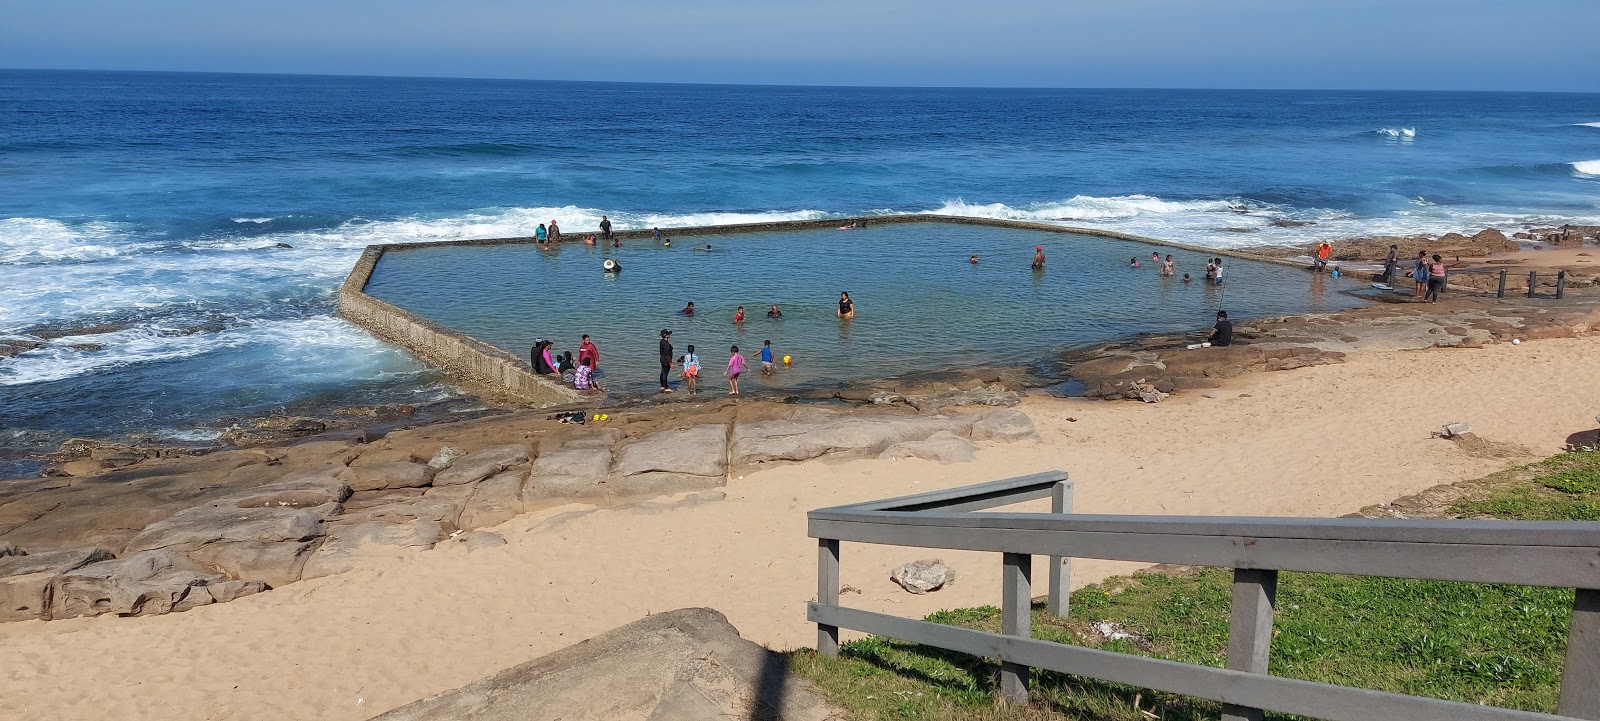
809 470 1600 721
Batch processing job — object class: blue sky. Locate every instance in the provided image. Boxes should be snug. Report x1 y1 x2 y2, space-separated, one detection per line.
2 0 1596 91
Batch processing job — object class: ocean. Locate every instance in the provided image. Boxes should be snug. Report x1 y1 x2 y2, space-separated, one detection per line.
2 69 1597 467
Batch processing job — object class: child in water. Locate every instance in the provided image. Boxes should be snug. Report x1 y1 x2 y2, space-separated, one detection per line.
1182 273 1192 284
727 345 745 395
970 253 979 264
1129 257 1140 268
681 345 701 395
734 306 745 324
760 340 774 375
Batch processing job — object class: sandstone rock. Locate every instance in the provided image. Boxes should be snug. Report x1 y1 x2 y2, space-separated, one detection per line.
458 470 528 530
222 416 328 445
340 495 463 530
460 530 507 552
523 473 610 501
0 543 21 558
337 461 435 492
890 559 955 594
350 447 423 467
332 404 415 419
124 506 325 586
614 425 728 478
730 411 973 465
172 579 268 613
970 409 1037 442
301 520 448 580
0 546 118 622
208 471 352 509
531 447 612 478
59 460 104 477
426 446 463 471
49 550 233 619
433 444 528 486
879 431 976 463
606 472 725 498
539 428 622 452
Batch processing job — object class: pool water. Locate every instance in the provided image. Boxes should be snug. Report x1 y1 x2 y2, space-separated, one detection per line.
361 222 1366 395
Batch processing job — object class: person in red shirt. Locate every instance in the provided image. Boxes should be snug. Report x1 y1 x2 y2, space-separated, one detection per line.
734 306 745 324
578 335 599 370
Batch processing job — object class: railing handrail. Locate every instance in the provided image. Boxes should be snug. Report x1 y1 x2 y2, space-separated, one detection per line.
810 471 1600 721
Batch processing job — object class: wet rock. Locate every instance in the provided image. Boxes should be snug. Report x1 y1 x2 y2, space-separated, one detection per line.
221 416 329 446
890 559 955 594
66 343 104 352
161 323 228 337
458 470 528 530
0 339 43 358
879 431 976 463
614 425 728 478
433 444 528 486
123 505 325 587
337 461 435 492
332 404 416 420
300 520 448 580
969 409 1038 442
48 550 239 620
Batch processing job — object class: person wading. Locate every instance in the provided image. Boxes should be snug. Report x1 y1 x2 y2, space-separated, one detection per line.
658 329 675 393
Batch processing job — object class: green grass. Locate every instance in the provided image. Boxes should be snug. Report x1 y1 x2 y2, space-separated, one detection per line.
789 451 1600 721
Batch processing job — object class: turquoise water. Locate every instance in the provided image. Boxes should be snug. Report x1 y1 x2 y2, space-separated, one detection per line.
363 222 1367 394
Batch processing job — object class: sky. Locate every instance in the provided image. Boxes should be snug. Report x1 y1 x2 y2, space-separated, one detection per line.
2 0 1597 91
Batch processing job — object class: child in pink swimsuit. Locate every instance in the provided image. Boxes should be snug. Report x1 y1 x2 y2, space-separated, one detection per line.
727 345 745 395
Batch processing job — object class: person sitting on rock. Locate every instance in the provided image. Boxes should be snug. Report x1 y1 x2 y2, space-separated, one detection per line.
1208 310 1233 347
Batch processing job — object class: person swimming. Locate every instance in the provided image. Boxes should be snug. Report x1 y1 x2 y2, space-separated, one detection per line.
1130 257 1140 268
970 253 979 264
767 304 782 318
692 243 712 251
1182 273 1192 283
680 301 695 316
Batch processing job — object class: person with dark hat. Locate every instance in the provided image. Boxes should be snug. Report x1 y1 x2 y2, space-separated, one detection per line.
658 329 675 393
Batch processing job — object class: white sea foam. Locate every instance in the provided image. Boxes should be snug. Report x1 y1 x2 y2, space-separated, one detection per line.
1373 128 1417 141
0 217 146 264
1574 160 1600 176
1575 122 1600 128
231 217 276 224
932 195 1235 222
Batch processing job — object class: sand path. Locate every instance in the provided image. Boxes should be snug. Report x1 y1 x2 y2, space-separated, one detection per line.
4 337 1597 720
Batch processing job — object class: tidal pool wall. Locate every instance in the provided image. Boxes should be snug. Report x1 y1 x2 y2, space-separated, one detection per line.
336 215 1365 406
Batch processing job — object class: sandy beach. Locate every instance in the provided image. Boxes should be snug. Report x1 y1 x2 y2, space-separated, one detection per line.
4 332 1597 720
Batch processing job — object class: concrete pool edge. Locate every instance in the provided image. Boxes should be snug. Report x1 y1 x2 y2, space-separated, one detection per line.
335 214 1382 407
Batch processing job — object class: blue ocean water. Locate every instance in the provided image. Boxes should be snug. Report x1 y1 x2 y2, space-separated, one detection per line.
1 70 1597 459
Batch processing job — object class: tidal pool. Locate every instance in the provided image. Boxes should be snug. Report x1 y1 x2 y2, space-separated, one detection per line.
361 222 1366 394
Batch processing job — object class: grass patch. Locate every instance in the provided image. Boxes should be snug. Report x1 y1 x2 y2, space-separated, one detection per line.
790 451 1600 720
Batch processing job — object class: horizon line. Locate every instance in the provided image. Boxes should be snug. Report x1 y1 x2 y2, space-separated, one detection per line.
4 66 1597 96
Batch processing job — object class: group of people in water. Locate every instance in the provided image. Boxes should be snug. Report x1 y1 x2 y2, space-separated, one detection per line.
657 331 784 396
530 334 606 393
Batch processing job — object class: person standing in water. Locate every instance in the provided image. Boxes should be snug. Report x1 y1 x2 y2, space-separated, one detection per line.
599 215 612 240
734 306 745 324
548 220 562 243
653 227 663 242
1212 258 1225 285
760 340 774 375
1162 254 1176 277
727 345 745 395
536 224 548 244
681 344 701 395
1031 246 1045 269
766 304 782 318
680 301 695 316
578 334 600 370
837 291 854 318
658 329 674 393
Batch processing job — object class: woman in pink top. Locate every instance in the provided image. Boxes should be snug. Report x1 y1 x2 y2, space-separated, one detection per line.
727 345 746 395
1424 254 1448 303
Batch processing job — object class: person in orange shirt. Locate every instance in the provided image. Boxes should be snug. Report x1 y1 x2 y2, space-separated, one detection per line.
1314 241 1332 273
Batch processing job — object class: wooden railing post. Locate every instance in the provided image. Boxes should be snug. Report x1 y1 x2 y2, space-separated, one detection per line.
1048 480 1073 618
1221 568 1278 721
1559 588 1600 719
817 538 840 657
1001 552 1033 703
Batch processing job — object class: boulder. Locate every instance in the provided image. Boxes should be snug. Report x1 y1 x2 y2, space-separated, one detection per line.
890 559 955 594
970 409 1038 442
208 471 352 509
606 473 726 498
0 546 118 622
458 471 528 530
433 445 529 486
879 431 976 463
614 425 728 478
124 506 325 586
523 473 611 501
0 543 22 558
49 550 236 619
301 520 449 580
532 447 612 477
426 446 463 471
337 461 435 492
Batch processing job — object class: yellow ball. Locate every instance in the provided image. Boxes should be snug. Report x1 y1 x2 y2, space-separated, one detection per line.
782 355 792 364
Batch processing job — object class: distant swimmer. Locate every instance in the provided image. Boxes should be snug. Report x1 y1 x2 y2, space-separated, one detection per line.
1182 273 1192 283
1031 246 1045 269
837 291 854 319
1129 257 1140 268
767 304 782 318
837 221 858 230
692 243 712 251
680 301 695 316
613 238 621 248
663 237 671 247
1151 252 1160 264
603 258 621 273
970 253 979 264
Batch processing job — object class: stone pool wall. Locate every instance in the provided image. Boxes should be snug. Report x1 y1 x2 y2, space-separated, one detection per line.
338 247 583 407
335 215 1378 406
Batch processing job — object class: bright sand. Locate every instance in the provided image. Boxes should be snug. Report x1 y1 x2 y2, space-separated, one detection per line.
5 336 1599 720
